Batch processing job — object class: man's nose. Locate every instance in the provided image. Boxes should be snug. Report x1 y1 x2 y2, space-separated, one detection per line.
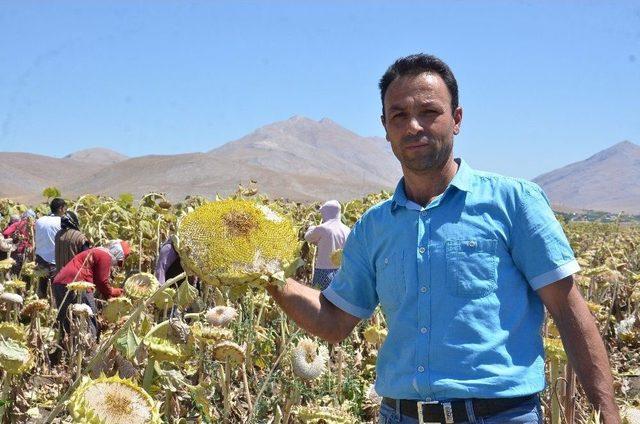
406 116 423 135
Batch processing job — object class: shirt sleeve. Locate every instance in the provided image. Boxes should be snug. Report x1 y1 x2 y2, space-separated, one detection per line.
304 225 320 243
511 183 580 290
94 252 121 298
322 219 378 319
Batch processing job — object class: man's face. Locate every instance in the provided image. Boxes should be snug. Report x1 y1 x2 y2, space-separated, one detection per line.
381 72 462 173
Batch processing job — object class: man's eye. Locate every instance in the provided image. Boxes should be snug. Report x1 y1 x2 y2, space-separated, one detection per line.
391 113 406 120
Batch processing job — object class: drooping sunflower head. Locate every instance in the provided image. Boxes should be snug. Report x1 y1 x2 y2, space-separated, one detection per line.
68 375 161 424
205 306 238 327
191 322 233 345
143 336 193 363
175 199 300 287
290 337 329 381
0 322 27 342
124 273 159 300
212 340 245 365
3 279 27 292
67 281 96 292
70 304 94 318
152 287 176 309
21 299 50 318
0 292 23 306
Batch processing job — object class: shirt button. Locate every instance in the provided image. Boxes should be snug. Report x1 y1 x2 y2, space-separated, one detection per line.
417 366 425 372
421 327 428 334
467 240 477 248
384 257 389 264
420 286 428 293
418 247 426 254
420 210 427 216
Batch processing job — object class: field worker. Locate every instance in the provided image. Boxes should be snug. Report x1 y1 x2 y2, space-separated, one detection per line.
155 236 185 285
1 209 35 275
52 239 130 338
304 200 351 290
267 54 620 423
55 210 91 271
34 197 67 296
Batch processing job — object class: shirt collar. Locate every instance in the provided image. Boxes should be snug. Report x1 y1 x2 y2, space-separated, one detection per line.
391 158 474 212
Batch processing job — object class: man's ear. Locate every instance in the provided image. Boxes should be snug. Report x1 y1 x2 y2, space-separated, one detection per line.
381 114 390 142
453 106 463 135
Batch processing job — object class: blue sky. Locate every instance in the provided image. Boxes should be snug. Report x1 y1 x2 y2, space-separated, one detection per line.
0 1 638 179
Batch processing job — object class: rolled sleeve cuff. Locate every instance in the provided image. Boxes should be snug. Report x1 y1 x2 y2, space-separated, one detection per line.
529 259 581 290
322 286 373 319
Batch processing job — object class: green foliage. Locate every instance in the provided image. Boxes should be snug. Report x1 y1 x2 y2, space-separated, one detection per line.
41 186 61 199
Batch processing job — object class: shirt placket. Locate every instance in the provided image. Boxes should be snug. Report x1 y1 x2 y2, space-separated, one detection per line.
415 208 431 397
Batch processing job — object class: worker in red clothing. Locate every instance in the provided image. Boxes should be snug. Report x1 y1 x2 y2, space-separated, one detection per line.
2 210 35 275
53 239 131 339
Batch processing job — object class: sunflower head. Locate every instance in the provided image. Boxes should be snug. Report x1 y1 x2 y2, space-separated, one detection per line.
191 322 233 345
21 299 49 317
70 303 94 318
124 273 159 300
3 279 27 292
293 405 356 424
290 337 329 380
175 199 300 287
0 258 15 271
212 341 245 365
68 375 161 424
0 292 23 306
67 281 96 292
0 322 27 342
204 306 238 327
144 336 193 363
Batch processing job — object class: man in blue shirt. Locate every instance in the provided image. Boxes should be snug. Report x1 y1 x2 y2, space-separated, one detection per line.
267 54 620 423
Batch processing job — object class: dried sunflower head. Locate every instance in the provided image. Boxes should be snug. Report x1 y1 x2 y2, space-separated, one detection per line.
124 273 159 300
21 299 49 317
0 322 27 342
68 375 161 424
204 306 238 327
212 341 245 365
143 336 193 363
290 337 328 380
0 338 33 375
70 303 94 318
67 281 96 292
175 199 300 288
3 279 27 292
191 322 233 345
293 405 356 424
0 258 15 271
0 292 23 306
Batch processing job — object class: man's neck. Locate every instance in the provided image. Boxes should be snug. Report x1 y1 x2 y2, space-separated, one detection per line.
402 158 459 207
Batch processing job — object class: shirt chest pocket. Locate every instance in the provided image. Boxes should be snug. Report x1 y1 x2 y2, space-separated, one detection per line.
375 250 405 312
445 239 498 298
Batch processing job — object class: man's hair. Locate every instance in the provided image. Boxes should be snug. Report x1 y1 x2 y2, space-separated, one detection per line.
50 197 66 215
379 53 459 117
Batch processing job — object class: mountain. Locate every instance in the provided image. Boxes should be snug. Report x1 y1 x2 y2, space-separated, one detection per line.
63 148 128 165
534 141 640 213
1 116 402 203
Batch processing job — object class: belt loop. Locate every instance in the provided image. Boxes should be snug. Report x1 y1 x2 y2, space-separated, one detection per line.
464 399 477 424
395 398 401 415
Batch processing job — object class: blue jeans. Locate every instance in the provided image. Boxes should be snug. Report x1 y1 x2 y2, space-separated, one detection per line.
379 396 542 424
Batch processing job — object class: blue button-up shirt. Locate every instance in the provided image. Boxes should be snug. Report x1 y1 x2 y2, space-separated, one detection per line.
323 159 579 401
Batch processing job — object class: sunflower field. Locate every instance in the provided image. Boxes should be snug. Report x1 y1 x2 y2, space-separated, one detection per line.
0 189 639 424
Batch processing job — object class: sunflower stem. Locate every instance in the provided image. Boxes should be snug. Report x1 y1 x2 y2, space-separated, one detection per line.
222 361 232 423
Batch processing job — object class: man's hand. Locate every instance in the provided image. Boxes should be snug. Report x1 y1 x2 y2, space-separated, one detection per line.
537 276 621 424
266 278 360 344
